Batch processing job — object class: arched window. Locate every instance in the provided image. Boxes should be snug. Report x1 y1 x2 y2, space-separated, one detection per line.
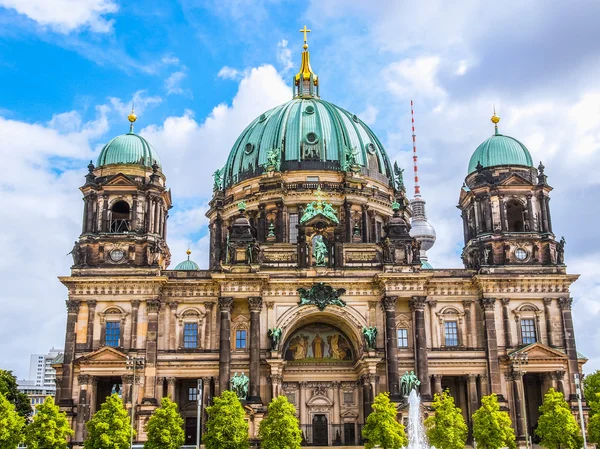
506 199 525 232
110 200 131 233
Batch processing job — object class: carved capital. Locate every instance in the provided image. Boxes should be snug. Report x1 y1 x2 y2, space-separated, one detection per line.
86 300 97 309
131 300 140 308
427 299 437 309
78 374 91 385
558 297 573 311
218 296 234 313
479 297 496 311
467 373 478 382
433 374 443 382
361 374 375 386
203 301 215 310
543 297 553 307
409 296 427 311
381 296 398 311
167 377 177 386
269 374 283 386
168 301 179 311
146 300 161 313
66 300 80 313
368 301 378 310
501 298 510 306
121 375 134 385
248 296 263 312
553 370 565 381
462 299 473 308
265 301 274 309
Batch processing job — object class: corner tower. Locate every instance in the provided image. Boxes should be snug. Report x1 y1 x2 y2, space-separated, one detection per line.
458 111 562 269
72 111 172 271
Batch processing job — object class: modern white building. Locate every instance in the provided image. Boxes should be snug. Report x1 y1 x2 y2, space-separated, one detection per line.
18 347 63 413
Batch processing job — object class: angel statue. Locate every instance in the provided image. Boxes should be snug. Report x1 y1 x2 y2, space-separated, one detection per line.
362 326 378 350
400 370 421 397
393 162 405 191
212 168 223 191
268 327 282 351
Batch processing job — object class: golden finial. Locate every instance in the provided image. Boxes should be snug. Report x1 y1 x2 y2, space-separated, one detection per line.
128 106 137 133
491 106 500 135
295 26 318 97
186 248 191 260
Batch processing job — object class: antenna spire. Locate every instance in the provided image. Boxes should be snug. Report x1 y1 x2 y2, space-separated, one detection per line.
411 100 421 198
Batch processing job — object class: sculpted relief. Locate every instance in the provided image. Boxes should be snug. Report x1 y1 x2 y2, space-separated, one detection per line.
283 324 353 362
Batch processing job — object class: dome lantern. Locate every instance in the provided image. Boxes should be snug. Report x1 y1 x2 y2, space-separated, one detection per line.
294 26 319 98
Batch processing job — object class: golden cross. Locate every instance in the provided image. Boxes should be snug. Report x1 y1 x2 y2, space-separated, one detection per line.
299 25 311 45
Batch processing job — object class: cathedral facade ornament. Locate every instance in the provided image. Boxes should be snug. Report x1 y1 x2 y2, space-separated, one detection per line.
297 283 346 311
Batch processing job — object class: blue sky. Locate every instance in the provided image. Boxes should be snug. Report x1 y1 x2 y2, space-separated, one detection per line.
1 0 600 379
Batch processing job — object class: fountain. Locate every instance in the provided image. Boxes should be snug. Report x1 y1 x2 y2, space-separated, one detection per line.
401 371 430 449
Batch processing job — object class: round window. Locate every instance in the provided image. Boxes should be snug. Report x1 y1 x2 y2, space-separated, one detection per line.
305 105 315 114
352 114 359 122
110 249 125 262
244 143 254 154
258 113 267 122
514 248 528 261
306 132 318 144
365 143 376 154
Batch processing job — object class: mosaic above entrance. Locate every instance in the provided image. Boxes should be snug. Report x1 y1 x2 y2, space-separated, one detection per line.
283 324 353 362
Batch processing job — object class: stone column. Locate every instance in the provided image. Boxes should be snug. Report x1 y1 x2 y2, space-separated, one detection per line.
167 377 176 401
102 194 109 232
382 296 401 401
433 374 443 394
410 296 431 399
169 302 178 350
218 297 234 394
461 212 470 243
511 372 527 442
204 302 215 349
480 374 489 397
362 375 373 418
429 300 438 348
142 300 160 403
85 300 96 351
559 298 579 397
276 202 284 242
463 300 473 348
499 196 507 231
270 374 282 400
543 298 554 347
480 298 503 398
546 197 553 233
344 201 352 243
485 195 493 232
82 197 89 234
75 374 92 441
540 193 549 233
60 300 80 406
299 381 307 425
333 381 341 424
361 205 369 243
526 194 535 231
473 198 482 233
130 300 140 350
257 205 266 242
501 298 512 348
248 296 263 403
156 377 165 401
467 374 479 418
554 370 566 396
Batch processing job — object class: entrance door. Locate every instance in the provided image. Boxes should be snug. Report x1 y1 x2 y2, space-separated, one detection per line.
185 417 197 446
313 414 328 446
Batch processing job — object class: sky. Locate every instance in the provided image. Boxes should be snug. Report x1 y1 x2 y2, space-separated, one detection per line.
0 0 599 379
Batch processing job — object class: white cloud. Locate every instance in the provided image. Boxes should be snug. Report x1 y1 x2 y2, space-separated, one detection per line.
165 71 187 96
383 56 445 100
161 55 180 66
277 39 293 72
358 105 379 125
456 60 468 75
217 66 242 80
0 0 118 33
108 90 162 121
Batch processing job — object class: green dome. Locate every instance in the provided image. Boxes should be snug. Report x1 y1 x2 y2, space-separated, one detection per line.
174 258 200 270
97 132 162 169
468 133 533 174
223 98 393 187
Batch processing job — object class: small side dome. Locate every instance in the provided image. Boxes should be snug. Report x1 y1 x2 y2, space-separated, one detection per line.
96 111 162 169
174 250 200 271
467 112 533 174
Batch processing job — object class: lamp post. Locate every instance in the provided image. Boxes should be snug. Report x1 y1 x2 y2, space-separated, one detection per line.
126 355 145 449
574 373 588 449
511 352 529 449
196 378 204 449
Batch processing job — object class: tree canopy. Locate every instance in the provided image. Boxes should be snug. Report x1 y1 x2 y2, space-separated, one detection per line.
144 397 184 449
587 395 600 444
0 369 32 417
536 388 582 449
24 396 73 449
0 392 26 449
259 396 301 449
583 370 600 408
424 390 468 449
472 394 516 449
84 393 133 449
362 392 407 449
203 390 249 449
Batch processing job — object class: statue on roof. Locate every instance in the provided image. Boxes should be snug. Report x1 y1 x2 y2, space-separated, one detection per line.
212 168 223 191
265 148 281 172
393 162 405 191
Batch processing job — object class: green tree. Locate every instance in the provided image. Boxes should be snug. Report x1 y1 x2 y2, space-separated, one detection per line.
425 390 468 449
587 395 600 445
362 392 407 449
472 394 516 449
259 396 301 449
0 392 25 449
84 394 133 449
144 397 184 449
583 370 600 409
0 369 32 417
24 396 73 449
536 388 582 449
203 390 249 449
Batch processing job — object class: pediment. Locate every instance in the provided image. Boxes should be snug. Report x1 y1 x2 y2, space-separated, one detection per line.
498 173 534 187
510 342 567 360
103 173 139 187
341 410 359 419
307 393 333 407
75 346 127 365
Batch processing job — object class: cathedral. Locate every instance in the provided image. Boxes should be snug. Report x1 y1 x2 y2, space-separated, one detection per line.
55 29 584 448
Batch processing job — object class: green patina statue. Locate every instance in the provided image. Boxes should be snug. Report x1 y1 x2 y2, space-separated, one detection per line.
400 370 421 397
362 326 378 350
313 237 328 266
300 187 339 224
268 327 282 351
212 168 223 191
265 148 281 172
297 282 346 311
393 162 405 191
230 372 249 400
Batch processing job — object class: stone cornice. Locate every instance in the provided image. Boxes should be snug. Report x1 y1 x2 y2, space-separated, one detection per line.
473 274 578 295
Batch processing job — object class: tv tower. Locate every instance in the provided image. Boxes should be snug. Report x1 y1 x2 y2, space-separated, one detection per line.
408 101 436 268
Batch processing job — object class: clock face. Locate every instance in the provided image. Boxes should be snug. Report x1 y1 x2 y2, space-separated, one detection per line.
514 248 528 261
110 249 125 262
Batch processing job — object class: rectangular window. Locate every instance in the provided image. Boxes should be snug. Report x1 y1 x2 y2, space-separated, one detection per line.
188 387 197 401
521 319 537 345
183 323 198 349
236 329 247 349
397 328 409 348
306 176 319 182
376 221 383 242
444 321 459 347
289 213 298 243
105 321 120 347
